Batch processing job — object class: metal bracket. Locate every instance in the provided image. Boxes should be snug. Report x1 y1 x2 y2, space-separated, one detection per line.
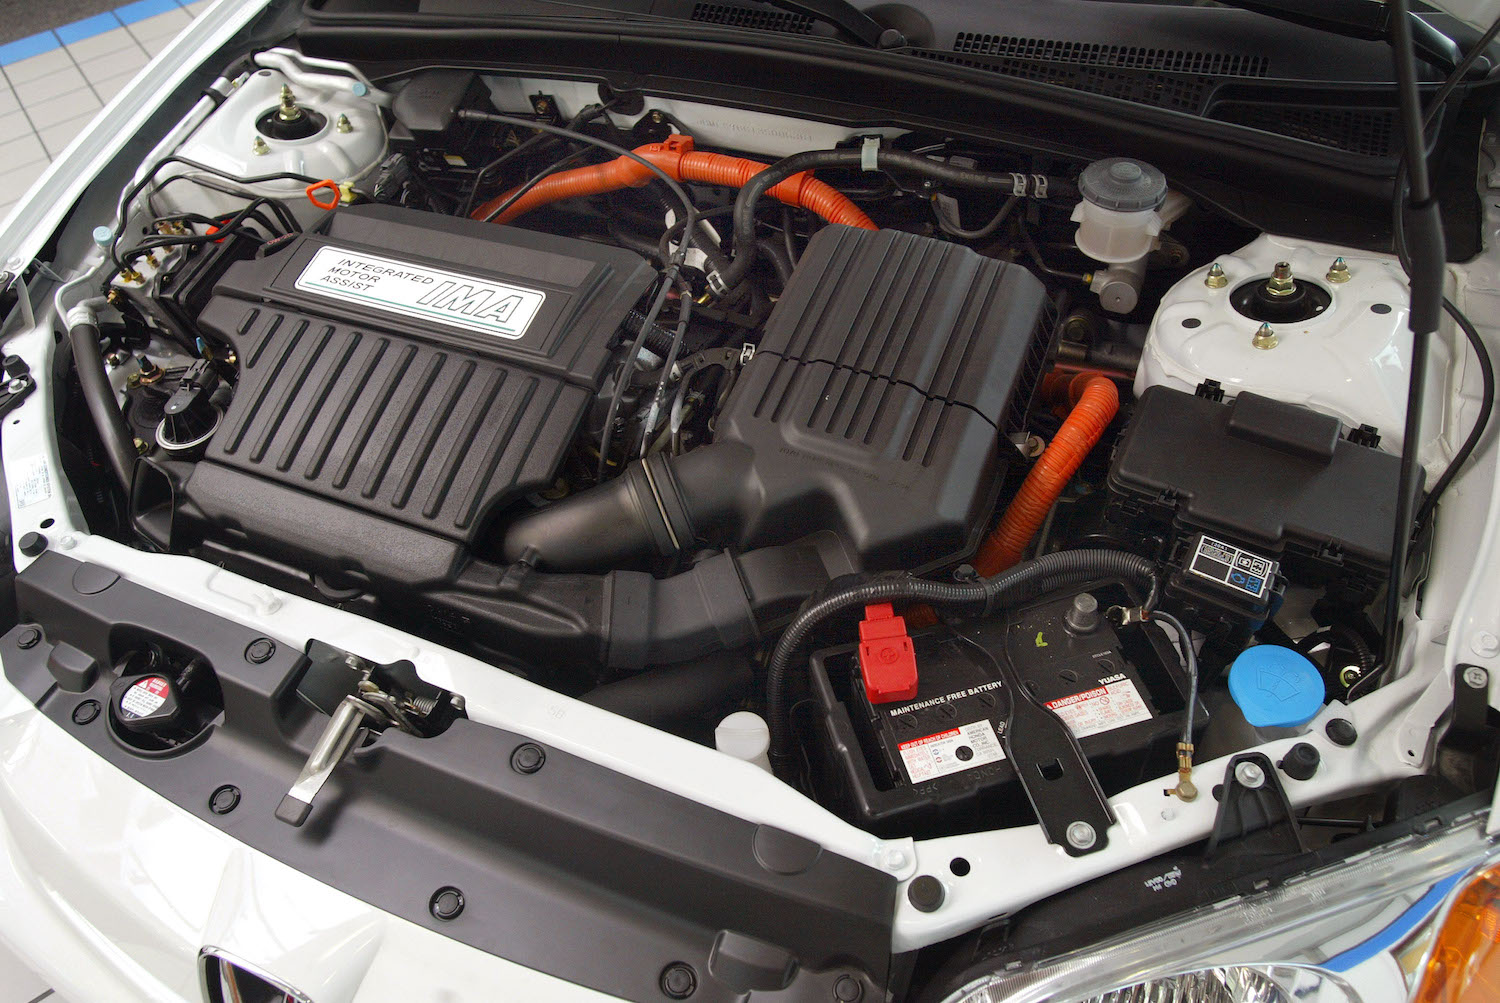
959 628 1115 856
0 355 36 420
1206 752 1306 858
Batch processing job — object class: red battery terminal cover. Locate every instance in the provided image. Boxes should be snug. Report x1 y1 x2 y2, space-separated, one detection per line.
857 603 919 703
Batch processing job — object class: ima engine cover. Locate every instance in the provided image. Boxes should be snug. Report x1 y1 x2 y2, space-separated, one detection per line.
188 204 654 548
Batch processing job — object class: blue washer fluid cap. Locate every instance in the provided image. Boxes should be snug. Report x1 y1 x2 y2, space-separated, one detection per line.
1229 645 1325 728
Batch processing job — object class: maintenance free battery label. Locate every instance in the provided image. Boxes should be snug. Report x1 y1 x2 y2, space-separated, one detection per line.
1187 535 1276 600
1045 678 1153 739
294 246 546 341
899 720 1005 784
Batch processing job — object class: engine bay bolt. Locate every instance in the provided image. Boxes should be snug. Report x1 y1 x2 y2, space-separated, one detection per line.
1023 434 1046 458
335 113 353 133
1326 256 1351 283
883 847 908 870
251 135 270 156
1471 631 1500 657
133 437 150 455
1265 260 1296 297
1204 262 1228 288
1251 323 1279 350
649 110 665 124
1464 665 1490 690
660 962 697 999
1234 760 1266 789
1065 821 1096 850
277 83 303 123
1065 593 1100 633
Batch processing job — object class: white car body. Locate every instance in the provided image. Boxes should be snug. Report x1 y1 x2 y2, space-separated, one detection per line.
0 1 1498 1000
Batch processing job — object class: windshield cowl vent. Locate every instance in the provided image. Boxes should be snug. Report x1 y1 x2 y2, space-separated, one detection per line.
691 2 815 34
951 34 1270 78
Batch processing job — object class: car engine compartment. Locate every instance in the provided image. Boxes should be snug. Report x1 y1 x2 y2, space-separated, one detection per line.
13 29 1499 999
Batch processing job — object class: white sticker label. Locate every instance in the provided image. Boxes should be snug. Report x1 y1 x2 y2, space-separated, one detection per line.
120 676 170 719
1045 678 1153 739
294 246 546 341
899 720 1005 784
12 455 51 511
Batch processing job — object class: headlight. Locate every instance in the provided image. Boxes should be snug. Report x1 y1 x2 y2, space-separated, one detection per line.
942 809 1498 1003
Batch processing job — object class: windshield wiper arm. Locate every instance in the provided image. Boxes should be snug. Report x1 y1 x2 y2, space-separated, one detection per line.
757 0 904 48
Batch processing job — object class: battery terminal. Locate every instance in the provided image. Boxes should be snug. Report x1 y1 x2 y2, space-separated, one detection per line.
857 603 919 704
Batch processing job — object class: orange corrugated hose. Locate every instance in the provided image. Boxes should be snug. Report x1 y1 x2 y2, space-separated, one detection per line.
971 374 1120 577
471 134 877 230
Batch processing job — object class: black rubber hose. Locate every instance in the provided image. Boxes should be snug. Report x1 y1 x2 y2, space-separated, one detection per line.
764 549 1157 769
68 321 138 492
754 236 795 290
715 148 1073 294
622 308 677 357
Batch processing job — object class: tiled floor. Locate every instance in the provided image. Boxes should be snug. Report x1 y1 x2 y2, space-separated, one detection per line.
0 0 208 221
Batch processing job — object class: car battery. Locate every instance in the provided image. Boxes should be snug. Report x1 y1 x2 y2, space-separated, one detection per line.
805 582 1204 837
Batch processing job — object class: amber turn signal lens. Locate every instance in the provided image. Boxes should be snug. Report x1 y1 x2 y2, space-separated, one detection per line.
1414 862 1500 1002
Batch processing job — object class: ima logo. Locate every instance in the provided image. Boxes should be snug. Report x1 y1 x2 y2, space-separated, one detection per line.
417 281 527 328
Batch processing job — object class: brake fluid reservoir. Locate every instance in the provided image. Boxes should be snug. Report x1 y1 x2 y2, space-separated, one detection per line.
159 55 386 225
1071 158 1168 263
1136 235 1439 459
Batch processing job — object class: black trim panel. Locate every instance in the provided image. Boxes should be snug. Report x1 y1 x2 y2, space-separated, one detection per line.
3 553 896 1002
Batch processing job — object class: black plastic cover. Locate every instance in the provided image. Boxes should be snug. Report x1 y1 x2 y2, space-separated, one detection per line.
194 204 653 544
1107 386 1405 577
713 226 1049 568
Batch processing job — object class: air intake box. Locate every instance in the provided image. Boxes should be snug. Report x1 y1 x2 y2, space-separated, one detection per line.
713 226 1051 567
502 226 1052 572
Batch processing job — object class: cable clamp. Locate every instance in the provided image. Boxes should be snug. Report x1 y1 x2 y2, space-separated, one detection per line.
861 136 880 172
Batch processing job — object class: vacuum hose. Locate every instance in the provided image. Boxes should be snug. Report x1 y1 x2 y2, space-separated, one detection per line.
764 548 1158 771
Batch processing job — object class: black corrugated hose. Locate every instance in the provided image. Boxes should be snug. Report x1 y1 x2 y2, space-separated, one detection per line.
765 548 1159 772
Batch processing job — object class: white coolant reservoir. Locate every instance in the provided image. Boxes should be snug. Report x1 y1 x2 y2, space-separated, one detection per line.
715 712 772 773
158 50 387 226
1136 234 1427 455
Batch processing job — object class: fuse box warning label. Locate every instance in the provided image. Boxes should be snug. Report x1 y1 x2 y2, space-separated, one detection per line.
1045 678 1152 738
1187 535 1276 600
899 720 1005 783
295 246 545 341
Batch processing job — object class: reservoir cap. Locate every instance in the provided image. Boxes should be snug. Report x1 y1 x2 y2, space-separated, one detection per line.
1229 645 1325 728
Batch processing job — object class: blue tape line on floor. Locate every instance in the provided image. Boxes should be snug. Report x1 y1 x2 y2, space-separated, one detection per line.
0 31 60 68
2 0 196 66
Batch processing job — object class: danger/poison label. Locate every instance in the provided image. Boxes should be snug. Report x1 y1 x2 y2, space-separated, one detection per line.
1044 678 1153 738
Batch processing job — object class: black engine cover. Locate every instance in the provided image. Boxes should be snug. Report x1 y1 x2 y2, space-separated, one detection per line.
193 204 653 544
